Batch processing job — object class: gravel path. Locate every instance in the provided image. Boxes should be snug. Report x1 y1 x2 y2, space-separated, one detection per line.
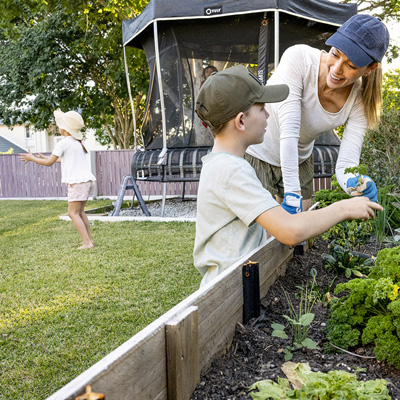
116 198 197 218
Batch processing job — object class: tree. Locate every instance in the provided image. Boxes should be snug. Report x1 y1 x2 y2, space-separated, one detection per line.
0 0 150 149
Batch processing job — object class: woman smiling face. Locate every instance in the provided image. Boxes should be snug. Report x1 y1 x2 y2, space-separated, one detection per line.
324 47 375 90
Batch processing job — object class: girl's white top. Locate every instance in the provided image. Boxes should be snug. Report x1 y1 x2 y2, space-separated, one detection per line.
52 136 96 184
246 44 367 194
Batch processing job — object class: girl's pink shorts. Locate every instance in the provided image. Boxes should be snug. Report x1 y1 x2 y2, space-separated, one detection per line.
67 181 95 202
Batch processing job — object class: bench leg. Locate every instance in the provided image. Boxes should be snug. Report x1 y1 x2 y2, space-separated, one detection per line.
132 180 151 217
181 182 186 201
111 175 151 217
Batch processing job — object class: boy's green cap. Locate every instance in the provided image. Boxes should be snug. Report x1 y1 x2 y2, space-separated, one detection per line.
195 65 289 128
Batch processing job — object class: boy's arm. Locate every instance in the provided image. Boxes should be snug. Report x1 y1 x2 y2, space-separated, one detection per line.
19 150 59 166
256 197 383 246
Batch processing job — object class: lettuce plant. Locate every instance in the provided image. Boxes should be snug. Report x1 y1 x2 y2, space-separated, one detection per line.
249 362 390 399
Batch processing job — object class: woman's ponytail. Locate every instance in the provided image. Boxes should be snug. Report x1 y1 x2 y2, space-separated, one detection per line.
361 63 383 129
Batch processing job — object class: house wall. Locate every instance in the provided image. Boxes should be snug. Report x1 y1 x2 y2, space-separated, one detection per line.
0 124 107 153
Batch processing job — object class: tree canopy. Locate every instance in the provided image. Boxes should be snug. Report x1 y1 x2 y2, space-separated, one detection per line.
0 0 150 149
0 0 399 149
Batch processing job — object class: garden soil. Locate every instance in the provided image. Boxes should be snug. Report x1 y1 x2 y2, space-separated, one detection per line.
190 238 400 400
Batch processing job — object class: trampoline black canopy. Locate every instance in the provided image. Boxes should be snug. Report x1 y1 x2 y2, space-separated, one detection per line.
122 0 357 150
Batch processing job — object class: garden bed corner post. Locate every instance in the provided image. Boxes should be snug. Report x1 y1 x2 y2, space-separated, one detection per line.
166 305 200 400
242 261 261 324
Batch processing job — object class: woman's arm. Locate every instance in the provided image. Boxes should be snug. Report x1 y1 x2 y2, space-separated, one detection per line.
269 46 308 194
335 96 368 193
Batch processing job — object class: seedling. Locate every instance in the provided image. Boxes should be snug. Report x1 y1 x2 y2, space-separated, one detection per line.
309 268 336 305
271 285 317 361
344 164 368 184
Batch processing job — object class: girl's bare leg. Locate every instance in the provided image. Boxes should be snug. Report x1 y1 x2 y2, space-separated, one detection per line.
79 201 93 244
68 201 94 249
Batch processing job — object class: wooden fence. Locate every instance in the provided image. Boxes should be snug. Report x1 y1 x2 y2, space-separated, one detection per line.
0 151 200 198
0 151 331 199
46 237 292 400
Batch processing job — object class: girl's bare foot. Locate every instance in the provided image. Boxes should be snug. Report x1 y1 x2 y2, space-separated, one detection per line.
78 243 94 250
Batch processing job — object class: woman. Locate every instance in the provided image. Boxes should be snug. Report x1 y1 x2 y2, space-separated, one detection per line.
245 14 390 214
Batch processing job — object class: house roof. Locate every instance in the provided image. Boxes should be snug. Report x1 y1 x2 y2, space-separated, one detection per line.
0 136 27 153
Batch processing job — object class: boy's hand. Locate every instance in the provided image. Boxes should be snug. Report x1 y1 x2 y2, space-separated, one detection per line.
342 196 383 221
346 175 377 202
281 193 302 214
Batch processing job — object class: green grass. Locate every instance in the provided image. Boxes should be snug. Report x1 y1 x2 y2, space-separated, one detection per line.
0 200 200 400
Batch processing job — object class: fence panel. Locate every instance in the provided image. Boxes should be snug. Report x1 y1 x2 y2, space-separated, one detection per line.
95 150 135 197
0 153 65 198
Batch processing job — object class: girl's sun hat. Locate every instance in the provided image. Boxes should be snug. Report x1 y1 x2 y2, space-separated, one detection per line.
54 109 84 140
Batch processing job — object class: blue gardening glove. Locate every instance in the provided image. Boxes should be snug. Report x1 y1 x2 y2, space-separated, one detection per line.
346 175 377 202
281 192 303 214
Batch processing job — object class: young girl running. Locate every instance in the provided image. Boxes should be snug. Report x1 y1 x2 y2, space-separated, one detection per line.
20 109 96 249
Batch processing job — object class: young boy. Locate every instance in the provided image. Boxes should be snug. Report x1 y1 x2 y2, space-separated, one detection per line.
193 65 383 287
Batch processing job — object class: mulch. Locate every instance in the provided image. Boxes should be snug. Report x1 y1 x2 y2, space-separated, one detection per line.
190 237 400 400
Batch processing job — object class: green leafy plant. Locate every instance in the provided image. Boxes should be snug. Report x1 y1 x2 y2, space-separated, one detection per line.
374 186 400 245
325 246 400 369
344 164 369 185
315 179 373 249
322 240 375 279
375 187 391 244
249 362 391 399
321 219 373 250
312 188 350 208
311 175 350 210
271 286 317 361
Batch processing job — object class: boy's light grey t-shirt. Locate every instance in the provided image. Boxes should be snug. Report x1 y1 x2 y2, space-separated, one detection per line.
194 152 279 280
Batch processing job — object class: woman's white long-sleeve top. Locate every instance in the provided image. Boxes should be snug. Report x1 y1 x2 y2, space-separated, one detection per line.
246 44 367 194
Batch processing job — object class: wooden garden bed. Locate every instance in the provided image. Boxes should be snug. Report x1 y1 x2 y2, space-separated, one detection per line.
46 238 292 400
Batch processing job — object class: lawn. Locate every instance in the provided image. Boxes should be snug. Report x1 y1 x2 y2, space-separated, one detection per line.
0 200 200 400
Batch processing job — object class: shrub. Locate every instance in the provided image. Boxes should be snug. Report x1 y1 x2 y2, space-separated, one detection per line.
360 69 400 192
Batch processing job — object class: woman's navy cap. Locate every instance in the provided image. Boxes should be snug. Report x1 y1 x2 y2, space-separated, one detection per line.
326 14 390 67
